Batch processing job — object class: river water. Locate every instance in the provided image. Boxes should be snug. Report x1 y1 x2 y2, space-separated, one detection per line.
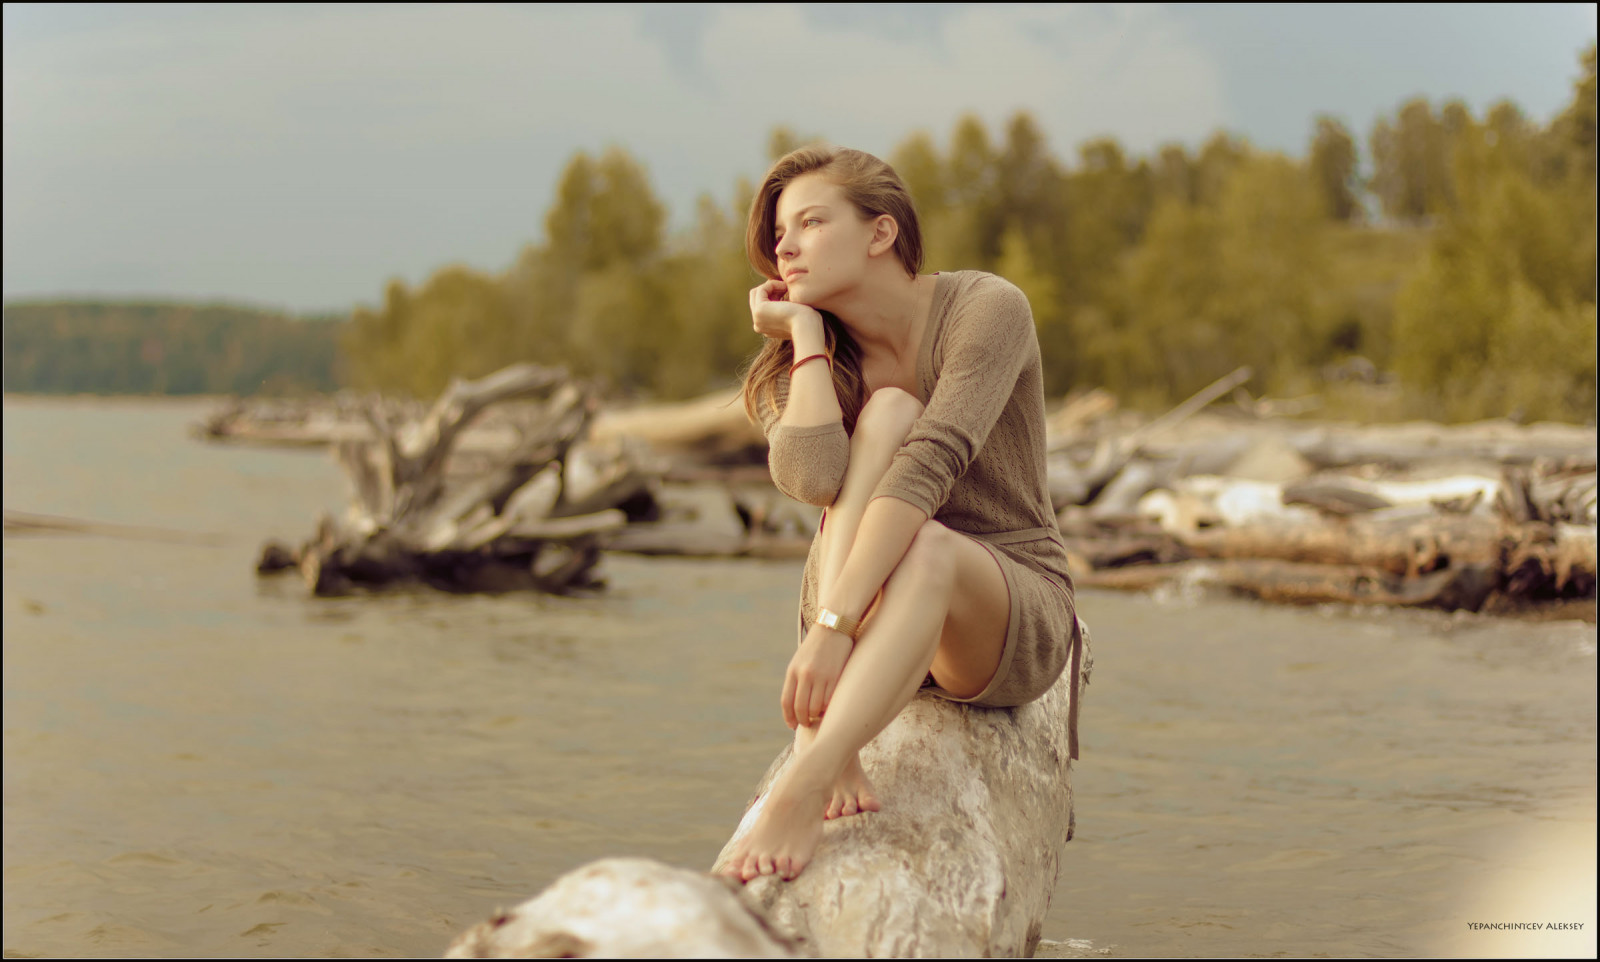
3 396 1595 959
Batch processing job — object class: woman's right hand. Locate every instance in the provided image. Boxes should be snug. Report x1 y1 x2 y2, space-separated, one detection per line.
749 279 823 342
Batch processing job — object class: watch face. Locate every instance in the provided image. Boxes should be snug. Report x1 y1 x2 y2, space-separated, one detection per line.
818 611 837 629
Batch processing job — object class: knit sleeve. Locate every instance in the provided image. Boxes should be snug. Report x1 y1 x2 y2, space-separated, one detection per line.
870 275 1035 517
759 370 850 507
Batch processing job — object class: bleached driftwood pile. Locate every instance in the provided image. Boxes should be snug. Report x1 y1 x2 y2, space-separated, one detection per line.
255 364 647 595
228 363 1595 613
446 625 1091 958
251 368 814 595
1048 370 1597 616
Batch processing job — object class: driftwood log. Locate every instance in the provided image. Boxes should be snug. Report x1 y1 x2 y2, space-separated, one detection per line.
444 859 800 958
446 622 1092 958
262 364 647 596
1073 504 1595 614
588 387 767 468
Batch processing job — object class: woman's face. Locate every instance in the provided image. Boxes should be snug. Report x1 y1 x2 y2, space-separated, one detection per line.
772 172 877 307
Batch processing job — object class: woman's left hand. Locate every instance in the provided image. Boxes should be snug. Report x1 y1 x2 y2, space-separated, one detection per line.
781 625 854 730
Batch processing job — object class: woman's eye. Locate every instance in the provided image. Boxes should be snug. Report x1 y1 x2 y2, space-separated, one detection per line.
804 218 820 227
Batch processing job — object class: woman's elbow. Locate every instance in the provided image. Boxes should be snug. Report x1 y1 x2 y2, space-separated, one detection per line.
771 466 844 507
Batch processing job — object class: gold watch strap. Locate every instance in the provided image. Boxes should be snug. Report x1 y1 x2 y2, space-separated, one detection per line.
815 607 863 640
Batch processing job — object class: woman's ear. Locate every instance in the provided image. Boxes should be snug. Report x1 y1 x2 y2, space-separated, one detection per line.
868 214 899 257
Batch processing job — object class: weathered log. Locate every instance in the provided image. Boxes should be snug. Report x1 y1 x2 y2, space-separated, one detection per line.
1498 467 1598 525
1079 514 1596 611
446 623 1092 958
1499 521 1598 599
709 627 1091 958
1047 367 1254 509
1282 420 1597 471
1178 513 1503 579
1058 530 1190 570
588 387 767 464
256 539 298 573
444 859 799 958
1076 558 1500 610
278 365 634 595
603 483 812 560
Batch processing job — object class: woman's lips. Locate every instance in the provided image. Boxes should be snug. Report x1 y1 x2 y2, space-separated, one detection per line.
784 270 806 282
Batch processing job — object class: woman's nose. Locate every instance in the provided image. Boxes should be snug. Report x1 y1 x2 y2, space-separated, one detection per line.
775 234 797 259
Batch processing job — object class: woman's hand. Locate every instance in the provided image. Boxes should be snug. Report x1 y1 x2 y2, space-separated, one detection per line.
781 623 853 730
749 279 823 342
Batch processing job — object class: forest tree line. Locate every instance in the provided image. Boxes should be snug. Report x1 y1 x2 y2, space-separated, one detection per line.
3 301 343 396
344 45 1595 423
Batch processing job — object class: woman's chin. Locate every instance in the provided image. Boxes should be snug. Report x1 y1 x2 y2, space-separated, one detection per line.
787 281 828 310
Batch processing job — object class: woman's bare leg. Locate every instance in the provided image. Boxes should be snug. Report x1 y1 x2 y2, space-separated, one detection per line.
727 389 1011 879
726 517 1011 881
795 388 925 818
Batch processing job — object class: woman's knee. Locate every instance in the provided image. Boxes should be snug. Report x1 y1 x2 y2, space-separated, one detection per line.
893 520 957 592
855 387 923 444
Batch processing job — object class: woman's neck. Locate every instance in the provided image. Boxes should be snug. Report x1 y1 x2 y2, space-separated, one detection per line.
826 269 933 358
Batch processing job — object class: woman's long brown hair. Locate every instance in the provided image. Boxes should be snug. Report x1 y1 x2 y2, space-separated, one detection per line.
739 146 924 434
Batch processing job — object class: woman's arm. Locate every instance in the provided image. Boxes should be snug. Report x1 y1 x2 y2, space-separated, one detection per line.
784 492 926 728
776 313 840 428
750 278 841 429
751 280 849 506
815 495 925 619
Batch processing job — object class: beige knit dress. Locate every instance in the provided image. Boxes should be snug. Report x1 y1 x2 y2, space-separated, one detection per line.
759 270 1084 758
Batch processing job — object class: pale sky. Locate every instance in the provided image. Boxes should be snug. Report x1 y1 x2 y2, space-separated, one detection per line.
3 3 1595 314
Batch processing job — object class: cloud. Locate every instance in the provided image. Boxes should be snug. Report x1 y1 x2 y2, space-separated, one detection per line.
698 3 1226 157
0 4 1228 310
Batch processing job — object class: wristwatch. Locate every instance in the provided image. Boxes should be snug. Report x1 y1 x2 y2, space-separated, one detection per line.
815 607 863 641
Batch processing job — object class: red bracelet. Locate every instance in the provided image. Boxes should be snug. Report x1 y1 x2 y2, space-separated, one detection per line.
790 352 832 376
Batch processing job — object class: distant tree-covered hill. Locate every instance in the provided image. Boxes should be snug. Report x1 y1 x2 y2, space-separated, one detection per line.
2 301 345 396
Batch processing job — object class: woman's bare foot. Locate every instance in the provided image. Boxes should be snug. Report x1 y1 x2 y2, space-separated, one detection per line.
794 730 882 822
720 756 832 882
825 753 881 819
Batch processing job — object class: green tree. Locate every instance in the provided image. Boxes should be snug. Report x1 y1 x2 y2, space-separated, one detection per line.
1193 131 1250 208
767 126 824 162
995 224 1068 393
1370 99 1458 223
1063 137 1150 308
1391 78 1597 422
4 301 342 396
1309 115 1360 221
941 114 1004 269
1151 143 1196 207
1093 153 1331 404
890 129 954 274
890 130 946 216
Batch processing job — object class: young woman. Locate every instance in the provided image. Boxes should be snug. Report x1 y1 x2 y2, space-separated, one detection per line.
722 145 1083 883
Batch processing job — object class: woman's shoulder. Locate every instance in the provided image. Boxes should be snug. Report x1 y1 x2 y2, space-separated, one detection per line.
938 271 1033 329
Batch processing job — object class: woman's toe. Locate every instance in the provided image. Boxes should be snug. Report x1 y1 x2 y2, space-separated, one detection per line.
841 797 858 817
757 854 776 876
